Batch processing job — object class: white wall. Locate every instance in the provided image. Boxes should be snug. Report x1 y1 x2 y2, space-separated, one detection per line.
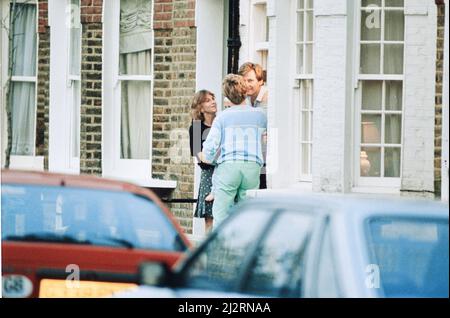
401 0 437 193
195 0 225 100
192 0 227 236
312 0 348 193
265 0 297 189
48 0 73 174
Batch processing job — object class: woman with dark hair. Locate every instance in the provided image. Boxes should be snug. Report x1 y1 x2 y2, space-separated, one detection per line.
189 90 217 233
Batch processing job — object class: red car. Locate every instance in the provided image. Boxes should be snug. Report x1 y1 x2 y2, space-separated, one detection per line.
1 170 191 298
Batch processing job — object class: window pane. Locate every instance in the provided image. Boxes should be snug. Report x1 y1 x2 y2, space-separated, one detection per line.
362 81 382 110
367 217 448 297
361 114 381 144
183 209 272 292
301 112 310 142
120 50 152 76
119 0 153 75
297 44 304 74
361 44 381 74
385 81 402 111
69 27 81 76
384 147 401 177
305 44 313 74
385 114 402 144
10 82 36 156
121 81 151 159
306 0 313 9
361 147 381 177
384 44 403 74
385 10 404 41
298 0 305 10
244 212 314 297
301 80 312 110
1 184 187 251
362 0 381 6
11 4 37 76
297 11 304 42
361 10 381 41
69 0 81 76
72 82 81 158
385 0 404 7
305 11 313 42
302 144 310 175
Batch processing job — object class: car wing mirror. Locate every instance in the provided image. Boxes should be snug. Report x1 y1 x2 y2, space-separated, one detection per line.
138 262 173 287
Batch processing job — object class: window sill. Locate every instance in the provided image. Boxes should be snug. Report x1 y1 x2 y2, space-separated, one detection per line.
9 156 44 171
103 174 177 189
246 182 313 198
352 186 400 195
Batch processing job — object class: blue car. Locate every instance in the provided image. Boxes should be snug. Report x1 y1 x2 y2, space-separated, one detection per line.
116 194 449 298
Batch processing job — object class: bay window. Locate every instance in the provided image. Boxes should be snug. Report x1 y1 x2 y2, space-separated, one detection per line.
295 0 314 181
103 0 156 181
9 2 38 157
356 0 404 187
68 0 81 170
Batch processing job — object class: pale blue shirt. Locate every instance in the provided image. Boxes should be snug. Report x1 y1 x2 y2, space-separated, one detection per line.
202 105 267 166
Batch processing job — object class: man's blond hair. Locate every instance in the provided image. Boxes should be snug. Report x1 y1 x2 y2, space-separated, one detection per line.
222 74 247 105
238 62 265 82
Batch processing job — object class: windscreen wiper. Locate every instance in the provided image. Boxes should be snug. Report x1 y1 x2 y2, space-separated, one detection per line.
97 237 135 249
4 233 93 245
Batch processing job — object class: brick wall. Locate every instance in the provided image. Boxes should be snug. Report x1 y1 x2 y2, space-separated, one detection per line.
80 0 103 175
435 3 445 197
36 0 49 167
152 0 197 233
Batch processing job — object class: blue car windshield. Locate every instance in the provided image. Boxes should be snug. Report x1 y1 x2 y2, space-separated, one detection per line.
367 217 449 298
1 184 186 252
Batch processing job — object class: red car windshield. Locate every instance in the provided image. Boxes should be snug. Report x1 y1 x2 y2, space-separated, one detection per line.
1 184 187 252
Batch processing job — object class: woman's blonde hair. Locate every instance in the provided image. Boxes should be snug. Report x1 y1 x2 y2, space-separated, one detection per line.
190 90 215 121
222 74 247 105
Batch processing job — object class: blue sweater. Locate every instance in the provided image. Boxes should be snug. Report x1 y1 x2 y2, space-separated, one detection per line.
202 105 267 166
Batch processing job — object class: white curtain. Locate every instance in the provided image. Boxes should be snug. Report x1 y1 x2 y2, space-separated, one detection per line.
385 80 402 177
384 10 404 74
10 4 37 156
120 51 151 159
119 0 152 160
119 0 152 54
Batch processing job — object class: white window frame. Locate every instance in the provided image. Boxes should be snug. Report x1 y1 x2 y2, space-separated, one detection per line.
249 0 269 70
67 0 81 172
293 0 314 182
1 0 43 170
354 0 405 189
103 0 174 188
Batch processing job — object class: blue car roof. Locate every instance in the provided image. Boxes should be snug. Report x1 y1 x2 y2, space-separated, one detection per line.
238 193 449 220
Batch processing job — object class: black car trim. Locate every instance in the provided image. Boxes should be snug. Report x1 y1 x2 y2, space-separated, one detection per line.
36 268 139 284
235 210 283 293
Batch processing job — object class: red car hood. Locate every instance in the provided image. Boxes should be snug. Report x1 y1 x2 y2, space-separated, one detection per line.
2 241 185 298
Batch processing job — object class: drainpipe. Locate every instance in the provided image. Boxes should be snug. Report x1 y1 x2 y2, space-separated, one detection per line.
228 0 241 74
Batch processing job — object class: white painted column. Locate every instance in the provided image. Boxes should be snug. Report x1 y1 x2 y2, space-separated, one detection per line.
265 0 297 189
401 0 437 194
195 0 225 100
312 0 348 193
48 0 71 173
442 0 449 201
192 0 226 236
